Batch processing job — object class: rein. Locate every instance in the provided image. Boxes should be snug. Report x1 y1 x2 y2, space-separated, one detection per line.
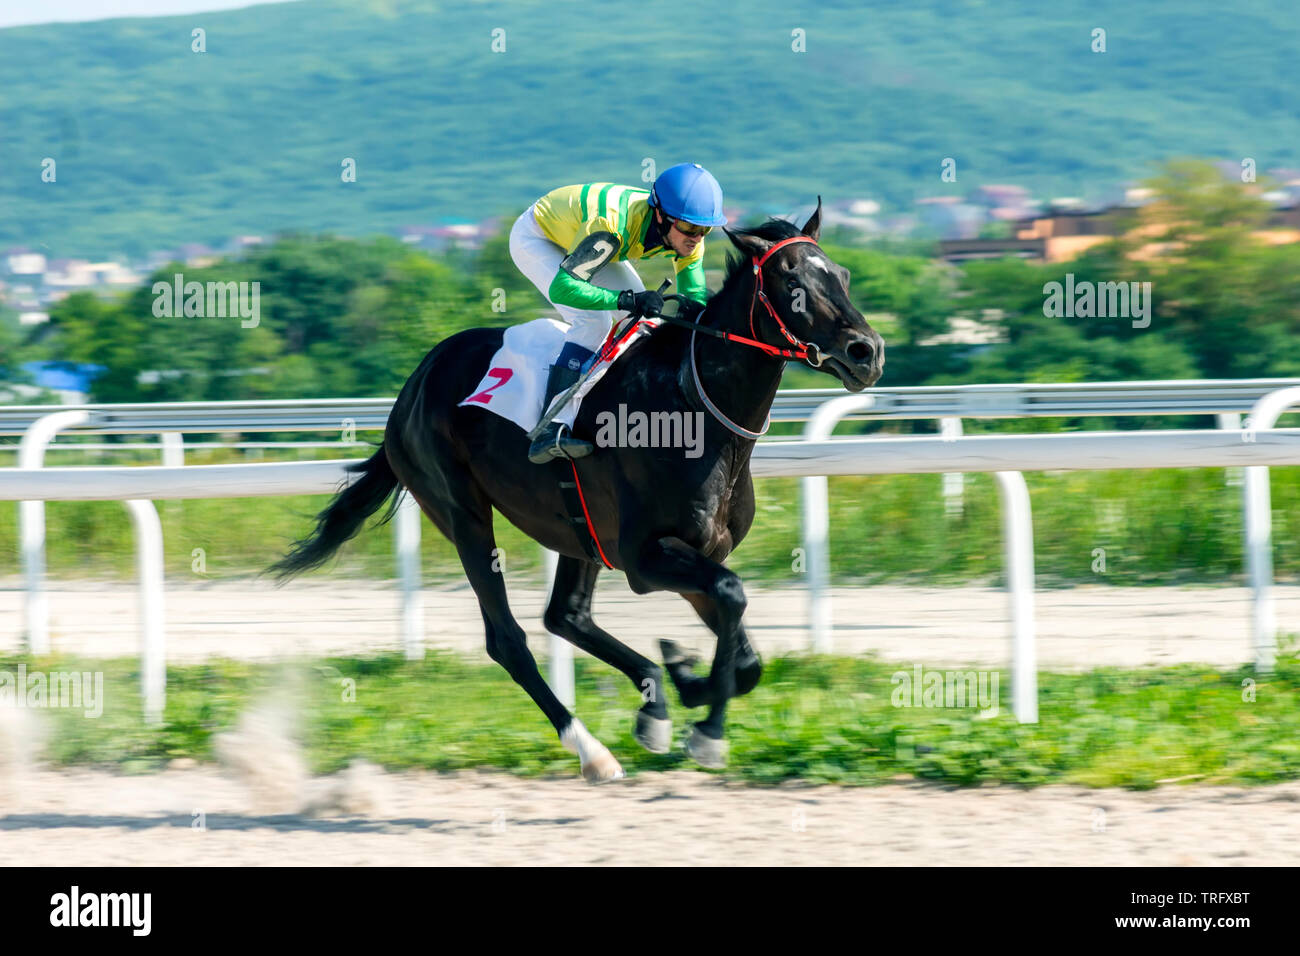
655 235 826 365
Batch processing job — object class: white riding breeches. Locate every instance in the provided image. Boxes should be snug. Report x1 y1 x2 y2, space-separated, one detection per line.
508 203 644 425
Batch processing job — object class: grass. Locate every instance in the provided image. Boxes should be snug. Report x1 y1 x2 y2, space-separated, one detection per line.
7 646 1300 790
4 439 1300 587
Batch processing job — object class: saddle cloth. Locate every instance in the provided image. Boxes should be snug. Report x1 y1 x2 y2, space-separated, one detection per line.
458 316 659 432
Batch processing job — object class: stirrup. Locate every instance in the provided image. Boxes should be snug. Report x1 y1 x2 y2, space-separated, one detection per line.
528 422 594 464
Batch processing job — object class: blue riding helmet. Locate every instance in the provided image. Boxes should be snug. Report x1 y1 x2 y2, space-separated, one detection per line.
649 163 727 227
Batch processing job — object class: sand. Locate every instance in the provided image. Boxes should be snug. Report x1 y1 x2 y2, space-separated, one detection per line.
1 764 1296 866
2 577 1296 866
2 577 1292 670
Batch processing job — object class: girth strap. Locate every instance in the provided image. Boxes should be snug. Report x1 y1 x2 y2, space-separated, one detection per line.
555 460 614 569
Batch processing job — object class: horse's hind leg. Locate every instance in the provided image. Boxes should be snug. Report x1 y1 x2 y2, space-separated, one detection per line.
544 555 671 753
406 475 624 783
659 639 710 709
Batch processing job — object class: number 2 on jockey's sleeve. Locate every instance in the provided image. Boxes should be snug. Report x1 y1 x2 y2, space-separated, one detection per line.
560 231 620 281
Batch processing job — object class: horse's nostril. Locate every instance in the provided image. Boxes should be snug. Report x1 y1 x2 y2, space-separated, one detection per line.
847 340 873 365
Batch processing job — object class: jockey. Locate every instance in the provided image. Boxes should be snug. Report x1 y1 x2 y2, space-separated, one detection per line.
508 162 727 463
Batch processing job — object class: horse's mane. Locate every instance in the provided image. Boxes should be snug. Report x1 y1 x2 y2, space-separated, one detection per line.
718 218 804 285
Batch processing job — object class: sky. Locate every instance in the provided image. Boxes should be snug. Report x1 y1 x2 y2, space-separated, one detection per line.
0 0 301 30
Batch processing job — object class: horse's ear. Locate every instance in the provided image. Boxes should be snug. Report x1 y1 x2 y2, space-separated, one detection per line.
724 227 772 260
802 196 823 241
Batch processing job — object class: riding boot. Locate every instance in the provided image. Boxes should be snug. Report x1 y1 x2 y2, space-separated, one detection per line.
528 363 595 464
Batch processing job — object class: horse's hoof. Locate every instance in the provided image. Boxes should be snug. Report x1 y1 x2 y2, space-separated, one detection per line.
581 749 625 783
659 639 700 669
561 718 625 783
685 725 728 769
635 711 672 754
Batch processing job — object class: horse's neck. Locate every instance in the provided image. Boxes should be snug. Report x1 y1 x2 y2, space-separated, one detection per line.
683 276 787 440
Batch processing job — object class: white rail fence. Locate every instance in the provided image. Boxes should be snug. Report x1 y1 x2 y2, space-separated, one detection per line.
795 395 1273 656
5 379 1300 436
6 418 1300 725
10 380 1298 661
10 381 1296 648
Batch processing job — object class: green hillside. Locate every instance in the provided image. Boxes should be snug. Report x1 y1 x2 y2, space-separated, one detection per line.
0 0 1296 258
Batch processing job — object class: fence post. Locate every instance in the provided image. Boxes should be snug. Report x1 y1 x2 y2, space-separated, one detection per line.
994 471 1037 723
160 432 184 467
801 394 875 654
1242 386 1300 674
940 417 964 516
395 493 424 660
1217 413 1243 487
124 499 166 724
18 409 91 654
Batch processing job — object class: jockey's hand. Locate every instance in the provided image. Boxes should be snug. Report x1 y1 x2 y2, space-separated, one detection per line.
617 288 664 318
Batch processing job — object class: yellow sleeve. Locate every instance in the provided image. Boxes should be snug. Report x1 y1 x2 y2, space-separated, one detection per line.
673 244 707 303
566 215 622 257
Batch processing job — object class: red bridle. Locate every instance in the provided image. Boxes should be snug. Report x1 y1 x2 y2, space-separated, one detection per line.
676 235 831 440
732 235 826 367
597 235 827 367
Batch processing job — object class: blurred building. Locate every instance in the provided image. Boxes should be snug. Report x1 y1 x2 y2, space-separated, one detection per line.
45 259 142 289
226 235 266 255
915 196 985 239
2 250 146 324
938 190 1300 263
398 219 498 251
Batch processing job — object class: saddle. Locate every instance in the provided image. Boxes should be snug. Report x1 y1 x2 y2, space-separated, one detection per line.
459 316 658 434
460 315 660 568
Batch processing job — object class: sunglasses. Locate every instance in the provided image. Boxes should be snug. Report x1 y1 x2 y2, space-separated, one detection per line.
669 218 712 238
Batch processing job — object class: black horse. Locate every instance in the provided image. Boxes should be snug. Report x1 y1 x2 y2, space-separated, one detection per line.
270 201 884 781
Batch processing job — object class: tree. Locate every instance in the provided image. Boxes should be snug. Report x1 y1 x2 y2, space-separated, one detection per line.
1122 160 1299 378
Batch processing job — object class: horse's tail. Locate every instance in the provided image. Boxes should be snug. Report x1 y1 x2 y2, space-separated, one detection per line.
266 446 401 582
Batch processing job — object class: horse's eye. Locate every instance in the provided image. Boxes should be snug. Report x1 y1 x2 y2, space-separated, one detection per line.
786 276 800 289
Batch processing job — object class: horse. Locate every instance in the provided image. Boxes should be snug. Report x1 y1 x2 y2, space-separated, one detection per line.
268 200 884 781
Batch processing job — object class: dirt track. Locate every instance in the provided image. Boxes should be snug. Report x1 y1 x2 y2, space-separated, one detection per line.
3 577 1295 669
2 764 1298 866
3 578 1298 866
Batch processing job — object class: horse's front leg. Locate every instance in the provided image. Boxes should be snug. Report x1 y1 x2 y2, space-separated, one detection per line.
624 535 746 769
543 553 672 754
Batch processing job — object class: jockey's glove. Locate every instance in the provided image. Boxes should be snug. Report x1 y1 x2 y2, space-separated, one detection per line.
617 288 664 318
